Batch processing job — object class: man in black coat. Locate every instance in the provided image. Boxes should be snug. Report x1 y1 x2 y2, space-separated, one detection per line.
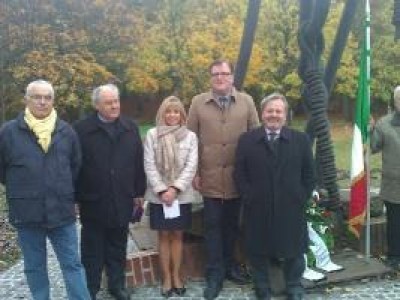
74 84 146 300
234 93 315 300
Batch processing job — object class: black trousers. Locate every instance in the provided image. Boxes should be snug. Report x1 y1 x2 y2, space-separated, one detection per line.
203 197 241 282
248 253 305 296
80 222 128 295
384 201 400 259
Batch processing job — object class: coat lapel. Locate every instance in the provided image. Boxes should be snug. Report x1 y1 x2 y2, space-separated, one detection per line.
275 127 291 172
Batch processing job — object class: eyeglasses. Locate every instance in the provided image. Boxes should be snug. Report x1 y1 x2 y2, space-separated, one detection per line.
211 72 232 77
29 94 53 102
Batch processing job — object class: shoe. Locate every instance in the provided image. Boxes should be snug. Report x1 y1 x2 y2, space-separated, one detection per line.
89 290 97 300
255 288 271 300
287 293 304 300
225 265 251 285
108 288 130 300
161 288 174 298
203 281 222 300
316 261 344 273
173 286 186 296
302 267 326 281
386 258 400 271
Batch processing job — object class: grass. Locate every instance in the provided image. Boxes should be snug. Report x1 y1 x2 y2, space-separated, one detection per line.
289 118 381 189
139 123 153 137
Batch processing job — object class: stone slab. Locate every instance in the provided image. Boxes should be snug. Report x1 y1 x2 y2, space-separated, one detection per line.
302 248 391 288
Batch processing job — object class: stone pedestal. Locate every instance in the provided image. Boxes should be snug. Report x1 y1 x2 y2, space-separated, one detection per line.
358 216 387 256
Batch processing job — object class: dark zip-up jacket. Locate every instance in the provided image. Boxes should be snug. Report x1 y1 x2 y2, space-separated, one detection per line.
0 113 81 228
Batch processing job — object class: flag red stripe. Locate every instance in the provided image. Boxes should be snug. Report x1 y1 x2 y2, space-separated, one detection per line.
349 175 367 222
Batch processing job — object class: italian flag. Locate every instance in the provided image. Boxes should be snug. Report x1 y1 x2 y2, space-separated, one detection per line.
348 0 371 238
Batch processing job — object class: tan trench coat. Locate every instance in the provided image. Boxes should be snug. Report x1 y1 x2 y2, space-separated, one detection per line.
187 88 259 199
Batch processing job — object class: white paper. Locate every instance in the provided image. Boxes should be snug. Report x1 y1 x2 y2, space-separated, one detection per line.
162 199 180 219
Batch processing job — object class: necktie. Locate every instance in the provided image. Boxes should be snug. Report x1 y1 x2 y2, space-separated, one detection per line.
219 96 228 110
268 131 277 141
268 132 278 153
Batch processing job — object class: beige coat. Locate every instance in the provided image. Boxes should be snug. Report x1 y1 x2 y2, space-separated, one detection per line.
187 88 259 199
371 113 400 204
143 127 198 204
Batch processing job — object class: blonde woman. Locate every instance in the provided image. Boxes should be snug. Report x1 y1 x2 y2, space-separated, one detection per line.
144 96 198 298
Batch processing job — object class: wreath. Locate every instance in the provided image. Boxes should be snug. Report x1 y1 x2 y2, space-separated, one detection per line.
305 189 335 267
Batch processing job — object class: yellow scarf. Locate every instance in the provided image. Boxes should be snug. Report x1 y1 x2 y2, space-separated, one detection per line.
24 107 57 153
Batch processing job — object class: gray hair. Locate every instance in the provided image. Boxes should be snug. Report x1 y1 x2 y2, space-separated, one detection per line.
91 84 119 105
260 92 289 112
25 80 54 99
394 86 400 102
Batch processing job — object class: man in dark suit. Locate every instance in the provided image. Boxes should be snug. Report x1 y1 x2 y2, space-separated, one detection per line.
74 84 146 300
234 93 315 300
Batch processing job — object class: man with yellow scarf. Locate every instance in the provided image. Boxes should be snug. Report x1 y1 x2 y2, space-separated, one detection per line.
0 80 90 300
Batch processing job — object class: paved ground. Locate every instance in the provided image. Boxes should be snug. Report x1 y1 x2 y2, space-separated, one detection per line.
1 244 400 300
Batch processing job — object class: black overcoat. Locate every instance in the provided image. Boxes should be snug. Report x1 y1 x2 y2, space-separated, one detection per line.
74 114 146 227
234 126 315 258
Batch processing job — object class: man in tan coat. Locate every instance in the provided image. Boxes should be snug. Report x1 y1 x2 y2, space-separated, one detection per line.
187 59 259 300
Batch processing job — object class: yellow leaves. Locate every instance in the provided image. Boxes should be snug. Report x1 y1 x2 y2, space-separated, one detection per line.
3 0 395 118
12 50 113 111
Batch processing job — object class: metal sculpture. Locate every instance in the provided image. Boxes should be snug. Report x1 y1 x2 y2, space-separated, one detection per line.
394 0 400 40
235 0 361 210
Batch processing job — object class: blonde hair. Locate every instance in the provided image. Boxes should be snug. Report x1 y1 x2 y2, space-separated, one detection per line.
155 96 187 126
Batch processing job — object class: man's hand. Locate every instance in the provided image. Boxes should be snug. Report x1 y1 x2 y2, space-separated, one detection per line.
369 116 375 130
192 175 201 191
134 197 144 207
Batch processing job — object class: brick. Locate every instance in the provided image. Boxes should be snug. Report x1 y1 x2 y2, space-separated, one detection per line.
142 255 150 269
125 274 135 288
143 270 154 285
150 254 160 281
132 257 143 286
125 259 132 273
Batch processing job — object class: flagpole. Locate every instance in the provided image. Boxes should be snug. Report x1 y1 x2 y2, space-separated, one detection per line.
365 141 371 261
364 0 371 262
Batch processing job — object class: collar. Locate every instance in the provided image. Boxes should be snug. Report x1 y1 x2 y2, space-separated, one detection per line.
255 126 290 143
97 113 117 123
265 128 281 136
206 87 238 104
17 111 63 133
81 113 133 134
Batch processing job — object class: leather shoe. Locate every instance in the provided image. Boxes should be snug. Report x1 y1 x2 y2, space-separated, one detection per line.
161 288 174 298
108 288 131 300
255 288 271 300
287 293 304 300
203 281 222 300
173 286 186 296
225 266 251 285
89 290 97 300
386 258 400 271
